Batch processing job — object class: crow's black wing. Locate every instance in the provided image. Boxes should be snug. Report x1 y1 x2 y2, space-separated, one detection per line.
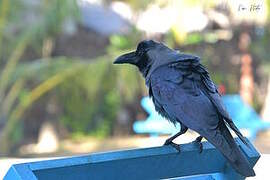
169 56 249 147
150 66 219 131
150 66 254 176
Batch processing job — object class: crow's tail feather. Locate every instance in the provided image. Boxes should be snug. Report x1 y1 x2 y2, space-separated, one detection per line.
205 121 255 177
224 117 251 148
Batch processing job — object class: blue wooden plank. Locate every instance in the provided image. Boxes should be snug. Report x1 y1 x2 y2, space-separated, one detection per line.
4 166 22 180
177 174 216 180
4 138 260 180
4 164 37 180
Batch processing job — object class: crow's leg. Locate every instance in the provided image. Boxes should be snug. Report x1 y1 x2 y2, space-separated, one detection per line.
164 124 188 152
164 124 188 145
192 136 203 153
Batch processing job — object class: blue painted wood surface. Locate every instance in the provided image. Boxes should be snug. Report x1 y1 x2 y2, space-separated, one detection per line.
4 138 260 180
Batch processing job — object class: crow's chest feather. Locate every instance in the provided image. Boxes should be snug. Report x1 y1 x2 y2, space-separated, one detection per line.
149 85 178 124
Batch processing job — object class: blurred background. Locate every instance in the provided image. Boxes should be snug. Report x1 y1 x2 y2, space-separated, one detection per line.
0 0 270 178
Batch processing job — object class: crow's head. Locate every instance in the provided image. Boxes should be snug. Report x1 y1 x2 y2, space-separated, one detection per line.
114 40 164 77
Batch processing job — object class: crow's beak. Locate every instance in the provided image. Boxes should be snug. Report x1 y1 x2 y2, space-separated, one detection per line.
113 51 139 65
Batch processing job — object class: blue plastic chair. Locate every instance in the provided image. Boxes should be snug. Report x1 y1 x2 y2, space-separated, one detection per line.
133 97 180 136
222 94 270 139
133 95 270 139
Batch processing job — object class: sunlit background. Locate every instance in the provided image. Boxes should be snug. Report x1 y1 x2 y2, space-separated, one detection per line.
1 0 270 178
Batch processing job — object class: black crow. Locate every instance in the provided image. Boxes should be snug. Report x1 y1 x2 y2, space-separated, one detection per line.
114 40 255 177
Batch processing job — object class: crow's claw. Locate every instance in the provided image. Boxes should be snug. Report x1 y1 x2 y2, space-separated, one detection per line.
170 142 181 152
192 140 203 153
164 141 181 152
164 139 172 146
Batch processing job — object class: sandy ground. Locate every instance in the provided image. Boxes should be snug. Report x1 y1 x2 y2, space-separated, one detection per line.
1 132 270 179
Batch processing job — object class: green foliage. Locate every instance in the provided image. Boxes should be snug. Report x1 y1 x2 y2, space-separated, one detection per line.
36 0 80 38
0 0 148 152
110 35 133 50
0 0 80 153
57 56 144 137
267 0 270 20
108 28 143 53
58 60 114 135
1 0 80 60
184 33 204 45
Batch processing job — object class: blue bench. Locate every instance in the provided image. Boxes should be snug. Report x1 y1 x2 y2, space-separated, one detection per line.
4 138 260 180
134 95 270 139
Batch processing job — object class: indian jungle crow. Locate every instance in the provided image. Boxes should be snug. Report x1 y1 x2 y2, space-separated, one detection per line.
114 40 256 177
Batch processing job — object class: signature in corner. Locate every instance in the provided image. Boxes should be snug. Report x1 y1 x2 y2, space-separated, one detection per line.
238 4 262 12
